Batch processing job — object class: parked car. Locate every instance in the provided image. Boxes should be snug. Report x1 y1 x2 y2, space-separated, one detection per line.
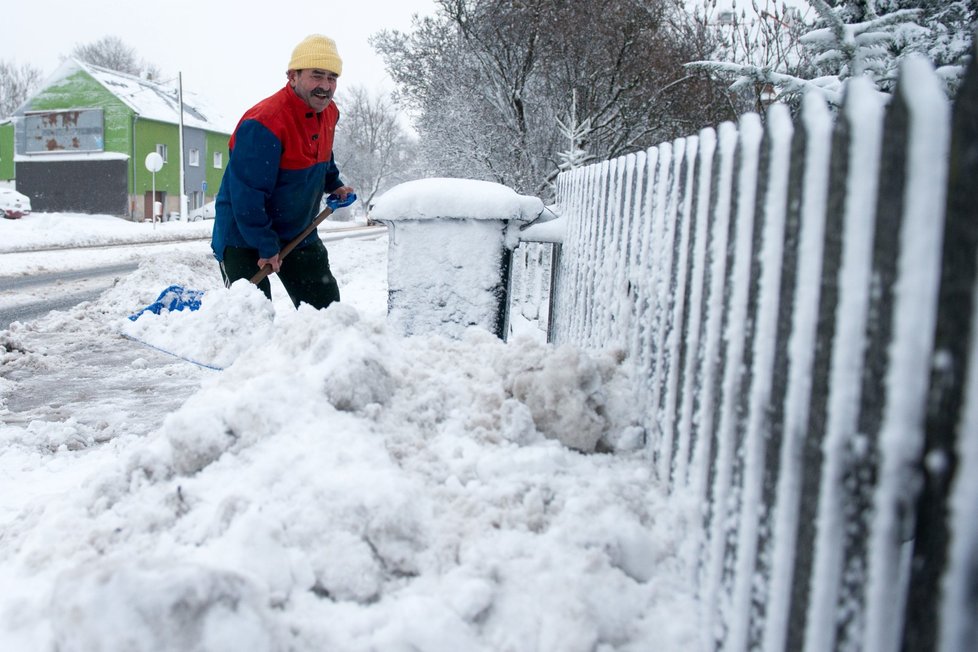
0 188 32 219
189 201 216 222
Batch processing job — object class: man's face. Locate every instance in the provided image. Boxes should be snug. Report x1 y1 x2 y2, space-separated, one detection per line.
290 68 338 112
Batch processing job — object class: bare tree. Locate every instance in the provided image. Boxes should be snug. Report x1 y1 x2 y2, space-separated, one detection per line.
690 0 812 114
334 85 418 210
0 59 43 117
372 0 732 198
70 35 162 80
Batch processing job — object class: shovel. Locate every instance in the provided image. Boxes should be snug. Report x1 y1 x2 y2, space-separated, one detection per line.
129 192 357 321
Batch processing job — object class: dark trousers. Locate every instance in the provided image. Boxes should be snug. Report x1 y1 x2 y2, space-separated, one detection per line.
219 239 340 310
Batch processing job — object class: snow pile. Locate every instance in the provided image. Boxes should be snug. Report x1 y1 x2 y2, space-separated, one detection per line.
0 212 212 252
2 290 697 651
122 281 276 370
0 214 701 650
120 280 643 454
371 178 544 222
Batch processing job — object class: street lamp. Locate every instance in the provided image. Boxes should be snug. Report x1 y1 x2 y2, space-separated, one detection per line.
145 151 164 229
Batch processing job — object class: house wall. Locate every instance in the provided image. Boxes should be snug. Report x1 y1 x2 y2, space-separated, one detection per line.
13 66 231 219
134 118 180 216
17 158 129 214
0 123 13 181
130 123 229 218
204 130 230 202
20 70 133 157
16 70 135 216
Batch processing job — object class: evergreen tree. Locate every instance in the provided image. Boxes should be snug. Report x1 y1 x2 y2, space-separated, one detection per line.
690 0 976 107
556 90 593 173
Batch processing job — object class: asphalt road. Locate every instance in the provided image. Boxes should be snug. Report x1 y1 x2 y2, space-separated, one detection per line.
0 226 386 331
0 263 140 329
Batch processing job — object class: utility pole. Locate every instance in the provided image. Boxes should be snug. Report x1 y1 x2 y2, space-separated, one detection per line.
178 72 187 221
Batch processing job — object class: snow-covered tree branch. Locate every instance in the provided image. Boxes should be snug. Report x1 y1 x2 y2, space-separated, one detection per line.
372 0 734 198
688 0 976 109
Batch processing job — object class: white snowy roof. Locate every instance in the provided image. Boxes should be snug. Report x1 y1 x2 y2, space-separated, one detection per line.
30 59 234 134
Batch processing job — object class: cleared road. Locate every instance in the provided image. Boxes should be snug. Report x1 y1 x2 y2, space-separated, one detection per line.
0 263 140 329
0 226 386 330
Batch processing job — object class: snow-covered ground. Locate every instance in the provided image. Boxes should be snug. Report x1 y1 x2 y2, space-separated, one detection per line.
0 212 700 651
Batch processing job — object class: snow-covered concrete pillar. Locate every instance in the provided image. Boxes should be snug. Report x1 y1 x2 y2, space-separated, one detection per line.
370 178 544 339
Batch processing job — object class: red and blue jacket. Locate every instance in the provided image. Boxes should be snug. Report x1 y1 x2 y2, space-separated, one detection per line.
211 83 344 261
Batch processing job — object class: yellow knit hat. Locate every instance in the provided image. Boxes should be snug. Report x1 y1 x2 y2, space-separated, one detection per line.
288 34 343 75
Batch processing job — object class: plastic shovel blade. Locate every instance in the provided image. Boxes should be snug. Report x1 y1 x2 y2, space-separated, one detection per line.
129 284 205 321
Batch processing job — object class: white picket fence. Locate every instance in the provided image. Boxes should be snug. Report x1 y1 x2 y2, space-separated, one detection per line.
512 55 978 652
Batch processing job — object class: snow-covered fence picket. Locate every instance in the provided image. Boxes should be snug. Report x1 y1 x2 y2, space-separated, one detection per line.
512 54 978 652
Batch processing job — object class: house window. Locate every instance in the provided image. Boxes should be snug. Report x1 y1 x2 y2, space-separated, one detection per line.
189 148 200 167
156 143 168 162
213 151 223 169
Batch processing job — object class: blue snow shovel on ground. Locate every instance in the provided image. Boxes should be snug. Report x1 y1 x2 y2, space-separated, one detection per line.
129 193 357 321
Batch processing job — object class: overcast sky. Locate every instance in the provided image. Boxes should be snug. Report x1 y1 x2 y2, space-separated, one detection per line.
6 0 438 123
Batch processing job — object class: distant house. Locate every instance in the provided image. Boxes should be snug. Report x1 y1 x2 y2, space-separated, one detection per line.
5 59 233 220
0 120 13 182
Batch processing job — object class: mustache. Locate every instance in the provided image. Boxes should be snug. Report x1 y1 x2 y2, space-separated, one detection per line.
311 89 332 98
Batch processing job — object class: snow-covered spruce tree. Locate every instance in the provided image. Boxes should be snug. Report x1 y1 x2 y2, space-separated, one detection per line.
689 0 976 108
555 90 594 173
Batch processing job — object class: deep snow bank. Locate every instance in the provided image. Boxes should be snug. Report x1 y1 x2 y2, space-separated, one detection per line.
1 247 701 651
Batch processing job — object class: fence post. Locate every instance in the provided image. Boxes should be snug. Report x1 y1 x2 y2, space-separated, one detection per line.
546 243 562 343
905 44 978 652
659 136 699 484
641 141 674 436
784 81 856 652
702 112 763 650
803 77 887 652
674 127 718 489
627 147 658 370
761 91 834 652
369 179 542 340
613 154 639 347
852 57 951 652
729 102 794 652
689 123 737 623
582 160 611 347
650 140 685 464
564 164 590 343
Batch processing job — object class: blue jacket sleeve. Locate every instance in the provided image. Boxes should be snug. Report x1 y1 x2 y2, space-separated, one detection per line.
225 120 283 259
323 153 343 194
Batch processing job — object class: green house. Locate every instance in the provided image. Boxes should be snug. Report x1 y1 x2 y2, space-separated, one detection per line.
8 59 233 220
0 120 14 181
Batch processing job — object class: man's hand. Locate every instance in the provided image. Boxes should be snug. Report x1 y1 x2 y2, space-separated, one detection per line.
332 185 355 200
257 253 282 274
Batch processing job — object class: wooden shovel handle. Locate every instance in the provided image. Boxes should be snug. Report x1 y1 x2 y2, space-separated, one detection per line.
249 206 334 284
